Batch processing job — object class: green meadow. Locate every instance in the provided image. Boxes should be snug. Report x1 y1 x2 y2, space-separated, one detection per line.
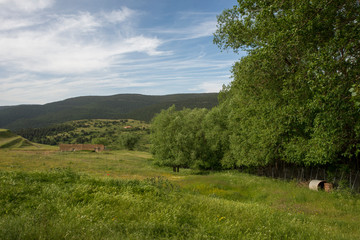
1 147 360 239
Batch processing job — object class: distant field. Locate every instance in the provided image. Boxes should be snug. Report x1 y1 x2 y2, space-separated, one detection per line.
1 147 360 239
0 149 166 179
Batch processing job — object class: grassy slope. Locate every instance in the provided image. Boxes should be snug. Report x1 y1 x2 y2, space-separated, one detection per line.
0 129 50 149
1 148 360 239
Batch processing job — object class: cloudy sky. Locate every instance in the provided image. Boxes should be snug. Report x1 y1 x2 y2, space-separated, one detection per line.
0 0 244 105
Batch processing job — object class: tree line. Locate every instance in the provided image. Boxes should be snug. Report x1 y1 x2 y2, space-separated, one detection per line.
15 120 148 151
150 0 360 172
15 124 76 145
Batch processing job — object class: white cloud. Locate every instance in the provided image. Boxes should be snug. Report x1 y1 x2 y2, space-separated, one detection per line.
0 74 68 105
0 18 38 31
0 0 54 13
0 9 166 74
55 12 101 34
0 4 240 105
124 36 168 56
193 81 229 93
190 20 217 38
104 7 136 24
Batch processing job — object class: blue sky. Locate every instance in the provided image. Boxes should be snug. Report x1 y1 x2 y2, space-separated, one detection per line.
0 0 244 105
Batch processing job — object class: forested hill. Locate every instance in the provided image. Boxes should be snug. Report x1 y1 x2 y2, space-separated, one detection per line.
0 93 218 130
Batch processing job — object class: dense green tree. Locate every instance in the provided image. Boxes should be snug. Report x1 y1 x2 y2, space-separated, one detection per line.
119 133 140 151
150 106 218 170
150 105 177 168
202 87 232 168
214 0 360 167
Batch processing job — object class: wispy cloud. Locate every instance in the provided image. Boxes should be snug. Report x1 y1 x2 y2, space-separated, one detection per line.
0 8 167 75
0 0 54 13
191 80 230 93
150 20 217 41
147 11 218 41
0 73 67 104
0 18 38 31
103 7 136 24
0 1 241 105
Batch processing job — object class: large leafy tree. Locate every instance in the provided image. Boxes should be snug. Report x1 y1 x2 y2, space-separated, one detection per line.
151 106 218 170
150 105 178 168
203 86 233 168
214 0 360 167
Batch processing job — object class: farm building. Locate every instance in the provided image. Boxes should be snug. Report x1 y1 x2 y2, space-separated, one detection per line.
59 144 105 152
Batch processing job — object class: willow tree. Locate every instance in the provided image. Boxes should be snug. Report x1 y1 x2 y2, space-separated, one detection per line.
150 106 218 170
214 0 360 167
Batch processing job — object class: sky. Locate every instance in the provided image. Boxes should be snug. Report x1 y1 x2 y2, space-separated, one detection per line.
0 0 244 106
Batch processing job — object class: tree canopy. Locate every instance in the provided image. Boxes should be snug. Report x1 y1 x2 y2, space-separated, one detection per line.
214 0 360 167
151 106 222 170
150 0 360 171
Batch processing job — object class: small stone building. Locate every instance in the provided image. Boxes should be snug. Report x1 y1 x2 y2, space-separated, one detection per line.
59 144 105 152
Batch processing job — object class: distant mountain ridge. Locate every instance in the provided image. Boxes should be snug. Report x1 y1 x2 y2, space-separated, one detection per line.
0 106 10 110
0 93 218 130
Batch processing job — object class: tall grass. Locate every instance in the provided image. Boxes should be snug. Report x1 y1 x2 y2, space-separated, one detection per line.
1 149 360 239
1 169 359 239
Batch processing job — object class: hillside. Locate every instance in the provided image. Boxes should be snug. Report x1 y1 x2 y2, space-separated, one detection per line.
0 129 40 149
14 119 150 151
0 93 218 130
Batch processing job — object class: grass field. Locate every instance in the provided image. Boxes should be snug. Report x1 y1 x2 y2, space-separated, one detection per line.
1 146 360 239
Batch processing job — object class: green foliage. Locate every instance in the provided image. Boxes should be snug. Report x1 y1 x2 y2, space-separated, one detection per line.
202 102 231 169
350 83 360 108
14 119 150 151
213 0 360 167
91 137 110 146
149 0 360 171
15 123 76 144
151 106 221 170
119 133 140 150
